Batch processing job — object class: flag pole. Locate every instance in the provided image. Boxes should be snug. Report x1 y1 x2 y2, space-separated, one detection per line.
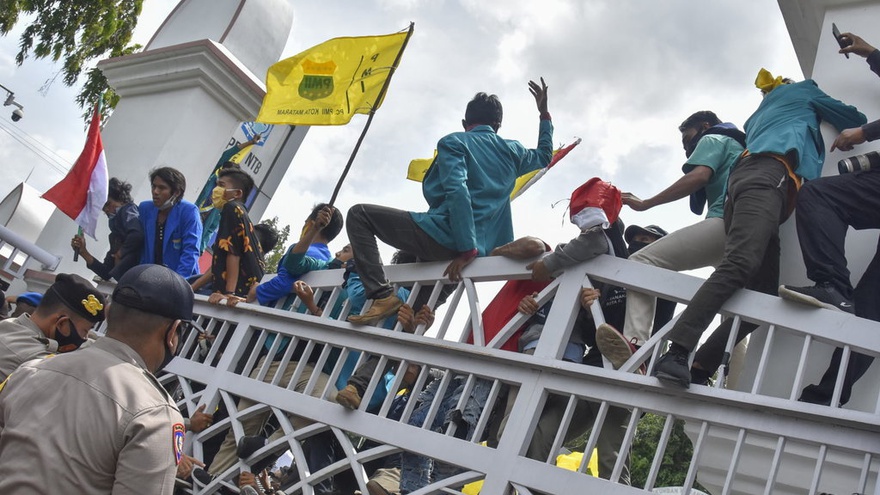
328 22 415 206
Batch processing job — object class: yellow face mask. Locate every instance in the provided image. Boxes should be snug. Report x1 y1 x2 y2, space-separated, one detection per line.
211 186 229 209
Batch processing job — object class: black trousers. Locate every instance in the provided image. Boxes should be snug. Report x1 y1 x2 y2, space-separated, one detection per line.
794 169 880 405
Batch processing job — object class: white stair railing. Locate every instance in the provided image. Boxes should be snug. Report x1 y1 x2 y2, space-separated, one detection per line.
158 255 880 495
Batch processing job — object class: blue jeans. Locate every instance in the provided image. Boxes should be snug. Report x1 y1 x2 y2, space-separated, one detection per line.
399 374 492 493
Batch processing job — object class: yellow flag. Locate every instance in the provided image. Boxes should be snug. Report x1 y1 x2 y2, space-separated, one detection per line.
256 29 411 126
406 152 437 182
229 144 254 164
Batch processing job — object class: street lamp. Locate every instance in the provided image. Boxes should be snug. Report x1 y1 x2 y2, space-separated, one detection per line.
0 84 23 122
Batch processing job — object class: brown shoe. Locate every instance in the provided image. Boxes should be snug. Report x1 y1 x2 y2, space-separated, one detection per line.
596 323 638 371
366 480 393 495
348 294 404 326
335 384 362 409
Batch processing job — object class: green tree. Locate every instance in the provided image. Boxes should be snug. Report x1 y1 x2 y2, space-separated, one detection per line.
563 412 707 491
260 216 291 274
629 413 708 491
0 0 144 120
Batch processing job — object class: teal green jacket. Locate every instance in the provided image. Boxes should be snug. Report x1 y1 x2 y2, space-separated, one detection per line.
744 80 866 180
410 119 553 255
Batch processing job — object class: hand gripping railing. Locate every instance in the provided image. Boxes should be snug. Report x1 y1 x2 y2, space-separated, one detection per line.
162 254 880 495
0 223 61 278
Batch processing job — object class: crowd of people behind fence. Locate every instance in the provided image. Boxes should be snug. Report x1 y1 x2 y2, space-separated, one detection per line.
0 30 879 495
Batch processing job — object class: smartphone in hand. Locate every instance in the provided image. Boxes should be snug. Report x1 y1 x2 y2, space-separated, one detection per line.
832 22 853 58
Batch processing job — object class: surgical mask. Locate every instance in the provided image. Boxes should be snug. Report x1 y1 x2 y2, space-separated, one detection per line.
158 195 177 211
55 319 87 353
106 211 116 220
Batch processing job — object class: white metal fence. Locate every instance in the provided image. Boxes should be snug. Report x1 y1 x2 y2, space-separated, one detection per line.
159 254 880 495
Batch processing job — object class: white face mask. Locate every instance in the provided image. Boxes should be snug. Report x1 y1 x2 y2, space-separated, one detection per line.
158 195 177 211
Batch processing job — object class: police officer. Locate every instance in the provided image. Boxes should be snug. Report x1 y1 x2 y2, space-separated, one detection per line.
0 273 105 381
0 264 194 494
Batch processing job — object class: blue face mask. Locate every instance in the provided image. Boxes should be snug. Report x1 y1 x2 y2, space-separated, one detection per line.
106 211 116 220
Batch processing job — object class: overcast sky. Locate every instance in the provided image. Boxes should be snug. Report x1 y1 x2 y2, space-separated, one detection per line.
0 0 805 269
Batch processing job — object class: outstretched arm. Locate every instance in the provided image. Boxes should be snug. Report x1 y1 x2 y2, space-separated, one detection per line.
623 166 713 211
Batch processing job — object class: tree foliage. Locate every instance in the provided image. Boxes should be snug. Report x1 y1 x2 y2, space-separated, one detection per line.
629 413 708 491
563 412 707 491
261 216 291 274
0 0 144 120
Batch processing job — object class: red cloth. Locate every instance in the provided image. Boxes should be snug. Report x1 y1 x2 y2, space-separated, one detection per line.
42 106 108 237
470 279 551 352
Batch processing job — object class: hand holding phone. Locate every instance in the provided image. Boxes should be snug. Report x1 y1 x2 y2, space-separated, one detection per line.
832 23 853 58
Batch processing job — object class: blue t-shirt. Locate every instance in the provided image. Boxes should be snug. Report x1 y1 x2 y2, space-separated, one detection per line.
682 134 744 219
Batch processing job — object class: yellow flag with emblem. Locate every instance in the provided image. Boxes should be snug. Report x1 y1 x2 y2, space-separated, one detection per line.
256 29 411 126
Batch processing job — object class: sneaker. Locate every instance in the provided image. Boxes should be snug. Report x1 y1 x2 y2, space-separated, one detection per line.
595 323 638 370
192 467 214 486
236 435 268 459
237 435 279 474
335 384 363 409
652 344 691 389
778 283 854 314
348 294 404 325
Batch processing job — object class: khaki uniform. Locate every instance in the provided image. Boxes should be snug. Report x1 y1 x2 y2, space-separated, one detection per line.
0 337 183 494
0 313 57 382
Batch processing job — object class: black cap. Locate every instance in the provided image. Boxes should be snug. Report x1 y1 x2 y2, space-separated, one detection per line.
49 273 106 323
624 224 669 245
112 264 194 321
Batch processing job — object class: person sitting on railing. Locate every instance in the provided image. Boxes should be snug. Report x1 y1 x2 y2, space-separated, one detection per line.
246 203 344 308
70 177 144 281
0 273 105 381
596 110 746 371
190 168 265 306
139 167 203 279
652 68 867 388
345 79 553 326
777 32 880 407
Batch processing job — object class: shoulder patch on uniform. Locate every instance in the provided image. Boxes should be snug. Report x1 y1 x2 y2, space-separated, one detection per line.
173 423 185 465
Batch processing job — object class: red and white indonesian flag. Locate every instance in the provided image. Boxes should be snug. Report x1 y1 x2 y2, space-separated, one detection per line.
42 106 109 239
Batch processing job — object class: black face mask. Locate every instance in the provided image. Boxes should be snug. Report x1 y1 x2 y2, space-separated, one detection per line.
55 319 87 353
155 321 184 374
684 130 705 158
628 241 651 256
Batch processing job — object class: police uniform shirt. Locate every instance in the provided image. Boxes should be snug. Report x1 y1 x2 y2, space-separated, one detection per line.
0 313 57 382
0 337 183 495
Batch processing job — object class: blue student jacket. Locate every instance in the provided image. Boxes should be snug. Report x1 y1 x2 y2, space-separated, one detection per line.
410 119 553 255
744 80 866 180
138 199 203 279
256 243 330 306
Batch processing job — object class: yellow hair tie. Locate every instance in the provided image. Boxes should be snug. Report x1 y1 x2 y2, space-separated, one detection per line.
755 68 785 93
81 294 104 317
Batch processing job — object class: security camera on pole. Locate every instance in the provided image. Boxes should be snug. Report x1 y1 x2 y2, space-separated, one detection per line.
0 84 23 122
